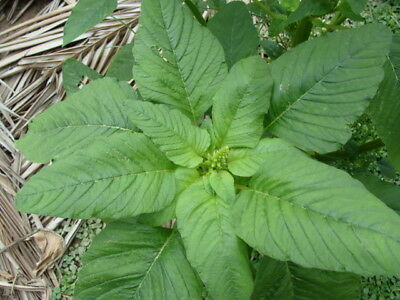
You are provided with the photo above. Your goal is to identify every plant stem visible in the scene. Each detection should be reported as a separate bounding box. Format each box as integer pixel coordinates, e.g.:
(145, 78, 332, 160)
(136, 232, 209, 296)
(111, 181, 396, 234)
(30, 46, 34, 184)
(330, 11, 346, 27)
(235, 185, 249, 191)
(357, 138, 385, 154)
(315, 138, 385, 162)
(184, 0, 207, 26)
(291, 18, 313, 47)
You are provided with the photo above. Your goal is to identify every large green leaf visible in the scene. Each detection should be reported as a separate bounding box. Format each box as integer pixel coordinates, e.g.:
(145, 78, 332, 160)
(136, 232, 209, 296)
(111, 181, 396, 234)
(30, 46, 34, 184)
(107, 43, 134, 81)
(16, 78, 137, 163)
(133, 0, 227, 122)
(369, 34, 400, 171)
(208, 1, 259, 68)
(62, 58, 102, 95)
(286, 0, 337, 25)
(228, 138, 298, 177)
(354, 173, 400, 215)
(233, 139, 400, 276)
(63, 0, 117, 46)
(252, 256, 360, 300)
(176, 178, 254, 299)
(265, 24, 392, 153)
(17, 133, 176, 219)
(212, 56, 272, 149)
(74, 220, 203, 299)
(128, 101, 210, 168)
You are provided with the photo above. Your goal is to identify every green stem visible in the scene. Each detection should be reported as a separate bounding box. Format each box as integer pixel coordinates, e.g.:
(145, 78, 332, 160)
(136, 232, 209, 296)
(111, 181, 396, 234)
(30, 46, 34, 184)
(330, 11, 346, 27)
(315, 139, 384, 162)
(357, 139, 385, 154)
(184, 0, 207, 26)
(291, 18, 313, 47)
(235, 185, 249, 191)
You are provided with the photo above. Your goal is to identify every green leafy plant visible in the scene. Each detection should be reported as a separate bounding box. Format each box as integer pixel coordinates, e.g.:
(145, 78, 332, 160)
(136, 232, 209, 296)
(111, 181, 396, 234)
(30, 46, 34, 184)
(15, 0, 400, 299)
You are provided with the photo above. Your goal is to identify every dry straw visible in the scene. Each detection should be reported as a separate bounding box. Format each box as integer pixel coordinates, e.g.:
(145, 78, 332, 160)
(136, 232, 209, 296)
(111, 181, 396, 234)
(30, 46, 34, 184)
(0, 1, 140, 298)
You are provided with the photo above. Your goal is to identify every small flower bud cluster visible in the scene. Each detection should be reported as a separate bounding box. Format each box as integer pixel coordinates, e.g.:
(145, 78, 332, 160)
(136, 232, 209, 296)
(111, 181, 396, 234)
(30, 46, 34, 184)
(204, 146, 229, 171)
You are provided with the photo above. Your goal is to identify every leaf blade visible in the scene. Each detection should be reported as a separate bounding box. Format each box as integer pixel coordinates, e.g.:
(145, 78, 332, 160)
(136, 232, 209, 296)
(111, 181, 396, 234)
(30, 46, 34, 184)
(17, 133, 176, 219)
(208, 1, 259, 68)
(107, 43, 135, 81)
(233, 139, 400, 276)
(252, 256, 360, 300)
(127, 101, 210, 168)
(63, 0, 118, 46)
(212, 56, 273, 149)
(369, 34, 400, 171)
(176, 178, 254, 299)
(74, 220, 203, 300)
(133, 0, 227, 121)
(62, 58, 102, 95)
(265, 24, 392, 153)
(16, 78, 137, 163)
(354, 173, 400, 215)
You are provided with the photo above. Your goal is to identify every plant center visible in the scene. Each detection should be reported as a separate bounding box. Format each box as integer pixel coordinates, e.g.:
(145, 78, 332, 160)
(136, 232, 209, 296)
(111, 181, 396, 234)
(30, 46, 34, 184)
(202, 146, 230, 172)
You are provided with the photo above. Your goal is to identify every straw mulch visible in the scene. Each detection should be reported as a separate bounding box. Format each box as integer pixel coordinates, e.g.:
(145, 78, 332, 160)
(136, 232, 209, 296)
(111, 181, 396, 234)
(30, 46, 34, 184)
(0, 1, 140, 299)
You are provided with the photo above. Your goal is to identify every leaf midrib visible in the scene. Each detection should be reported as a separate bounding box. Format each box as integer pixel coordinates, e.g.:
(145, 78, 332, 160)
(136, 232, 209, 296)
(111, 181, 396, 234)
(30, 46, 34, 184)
(132, 231, 175, 297)
(265, 62, 343, 130)
(154, 0, 197, 121)
(135, 107, 205, 158)
(387, 55, 399, 82)
(265, 44, 375, 130)
(22, 169, 172, 196)
(209, 195, 246, 297)
(32, 123, 133, 134)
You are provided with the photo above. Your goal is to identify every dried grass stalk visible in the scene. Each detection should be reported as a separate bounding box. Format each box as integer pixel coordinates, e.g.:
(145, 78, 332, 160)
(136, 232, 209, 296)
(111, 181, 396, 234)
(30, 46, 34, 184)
(0, 1, 140, 298)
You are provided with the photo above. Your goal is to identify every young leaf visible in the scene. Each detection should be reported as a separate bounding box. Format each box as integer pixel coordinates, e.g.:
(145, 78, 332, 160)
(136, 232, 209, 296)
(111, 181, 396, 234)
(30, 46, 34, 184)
(212, 56, 273, 148)
(16, 78, 137, 163)
(354, 173, 400, 215)
(74, 220, 203, 299)
(233, 139, 400, 276)
(209, 171, 235, 203)
(228, 138, 298, 177)
(127, 101, 210, 168)
(106, 43, 134, 81)
(63, 0, 118, 46)
(369, 34, 400, 171)
(138, 168, 200, 226)
(17, 133, 176, 219)
(133, 0, 227, 122)
(176, 179, 254, 300)
(265, 24, 392, 153)
(208, 1, 259, 68)
(62, 58, 102, 95)
(286, 0, 337, 25)
(252, 256, 360, 300)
